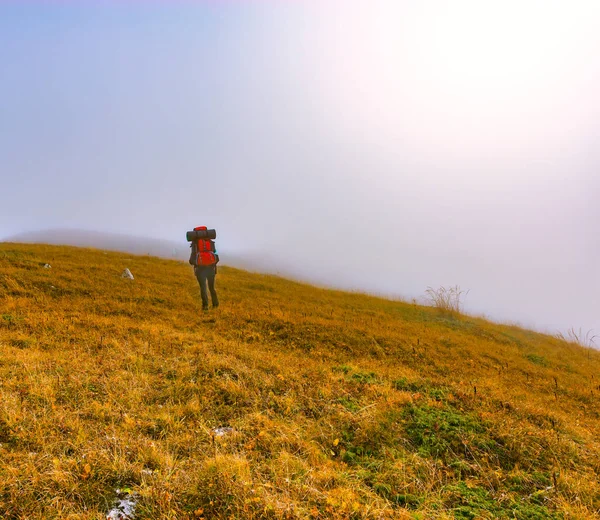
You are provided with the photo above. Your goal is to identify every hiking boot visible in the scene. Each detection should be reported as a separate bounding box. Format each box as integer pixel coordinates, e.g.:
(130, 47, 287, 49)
(212, 302, 219, 309)
(202, 305, 209, 312)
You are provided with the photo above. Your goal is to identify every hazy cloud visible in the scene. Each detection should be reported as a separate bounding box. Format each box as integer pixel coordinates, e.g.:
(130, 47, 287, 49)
(1, 1, 598, 337)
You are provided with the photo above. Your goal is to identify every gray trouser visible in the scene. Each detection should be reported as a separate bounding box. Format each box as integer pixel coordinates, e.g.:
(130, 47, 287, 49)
(195, 266, 218, 308)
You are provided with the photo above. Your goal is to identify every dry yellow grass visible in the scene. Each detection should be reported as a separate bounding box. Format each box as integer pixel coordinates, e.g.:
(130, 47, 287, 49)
(0, 243, 599, 519)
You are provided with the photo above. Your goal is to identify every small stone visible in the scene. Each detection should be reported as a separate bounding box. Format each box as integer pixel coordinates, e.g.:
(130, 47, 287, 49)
(213, 427, 234, 437)
(106, 489, 138, 520)
(43, 264, 51, 269)
(121, 268, 134, 280)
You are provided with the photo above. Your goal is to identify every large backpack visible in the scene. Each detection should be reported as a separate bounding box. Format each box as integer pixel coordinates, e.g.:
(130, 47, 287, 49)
(192, 226, 217, 266)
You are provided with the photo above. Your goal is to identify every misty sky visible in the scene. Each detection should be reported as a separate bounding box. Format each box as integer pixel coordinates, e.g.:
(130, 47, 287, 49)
(1, 1, 598, 338)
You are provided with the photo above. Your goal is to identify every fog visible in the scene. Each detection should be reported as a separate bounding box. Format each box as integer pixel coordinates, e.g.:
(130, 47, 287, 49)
(1, 1, 598, 338)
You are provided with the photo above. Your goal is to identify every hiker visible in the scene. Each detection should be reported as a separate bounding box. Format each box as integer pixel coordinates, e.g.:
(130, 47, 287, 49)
(189, 226, 219, 311)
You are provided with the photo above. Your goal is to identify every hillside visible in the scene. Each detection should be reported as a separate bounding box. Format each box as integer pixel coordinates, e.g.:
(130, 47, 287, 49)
(3, 229, 189, 261)
(1, 243, 599, 519)
(3, 229, 286, 279)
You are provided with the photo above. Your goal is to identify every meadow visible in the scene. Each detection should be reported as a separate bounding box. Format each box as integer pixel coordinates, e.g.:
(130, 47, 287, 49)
(0, 243, 599, 519)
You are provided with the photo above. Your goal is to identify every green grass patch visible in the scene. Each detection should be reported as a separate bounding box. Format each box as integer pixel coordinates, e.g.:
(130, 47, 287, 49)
(442, 481, 559, 519)
(526, 353, 548, 367)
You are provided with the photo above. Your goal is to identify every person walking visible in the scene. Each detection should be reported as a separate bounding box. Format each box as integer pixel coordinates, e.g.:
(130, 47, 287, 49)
(189, 226, 219, 311)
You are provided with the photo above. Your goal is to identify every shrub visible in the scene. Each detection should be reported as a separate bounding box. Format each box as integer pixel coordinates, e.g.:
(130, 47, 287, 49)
(424, 285, 469, 314)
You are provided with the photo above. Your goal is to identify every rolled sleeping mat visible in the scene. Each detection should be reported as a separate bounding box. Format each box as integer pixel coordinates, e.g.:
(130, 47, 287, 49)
(186, 229, 217, 241)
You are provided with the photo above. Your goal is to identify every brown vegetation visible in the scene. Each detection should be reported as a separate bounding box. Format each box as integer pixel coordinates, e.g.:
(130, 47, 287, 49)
(1, 243, 599, 519)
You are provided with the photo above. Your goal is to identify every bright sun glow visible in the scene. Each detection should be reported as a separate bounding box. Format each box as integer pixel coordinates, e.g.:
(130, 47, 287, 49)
(403, 2, 582, 105)
(319, 0, 600, 160)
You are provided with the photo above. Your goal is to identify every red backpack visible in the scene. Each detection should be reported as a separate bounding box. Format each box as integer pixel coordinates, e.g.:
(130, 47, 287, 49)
(193, 226, 217, 266)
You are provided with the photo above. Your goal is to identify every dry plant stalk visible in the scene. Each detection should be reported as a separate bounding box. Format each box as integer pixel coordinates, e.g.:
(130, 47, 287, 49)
(556, 327, 597, 348)
(424, 285, 469, 314)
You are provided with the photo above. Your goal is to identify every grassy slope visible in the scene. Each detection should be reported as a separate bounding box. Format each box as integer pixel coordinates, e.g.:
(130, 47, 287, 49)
(0, 243, 599, 520)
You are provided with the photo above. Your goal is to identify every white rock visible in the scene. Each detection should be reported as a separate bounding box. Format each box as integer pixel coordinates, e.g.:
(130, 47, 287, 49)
(43, 264, 51, 269)
(121, 268, 134, 280)
(213, 427, 234, 437)
(106, 490, 138, 519)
